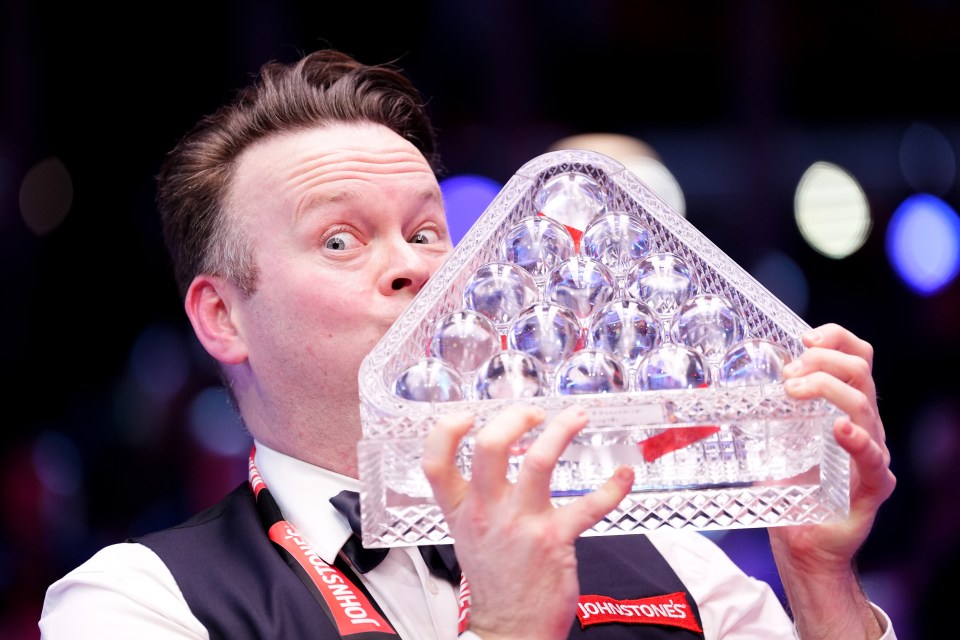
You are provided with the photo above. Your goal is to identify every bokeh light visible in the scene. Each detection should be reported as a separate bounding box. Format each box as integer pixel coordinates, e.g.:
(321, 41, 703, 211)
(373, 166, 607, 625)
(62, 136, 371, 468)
(794, 161, 871, 259)
(899, 121, 955, 196)
(750, 251, 810, 317)
(440, 174, 503, 245)
(187, 386, 249, 457)
(19, 157, 73, 236)
(129, 323, 192, 402)
(907, 397, 960, 485)
(886, 193, 960, 295)
(32, 431, 82, 497)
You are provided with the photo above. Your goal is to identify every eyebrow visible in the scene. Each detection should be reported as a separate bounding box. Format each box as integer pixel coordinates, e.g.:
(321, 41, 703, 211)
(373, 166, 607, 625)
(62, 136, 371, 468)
(297, 186, 443, 222)
(300, 187, 361, 210)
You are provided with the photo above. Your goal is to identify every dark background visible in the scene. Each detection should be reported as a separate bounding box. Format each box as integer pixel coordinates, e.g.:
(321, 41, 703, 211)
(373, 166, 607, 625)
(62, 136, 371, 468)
(4, 2, 960, 638)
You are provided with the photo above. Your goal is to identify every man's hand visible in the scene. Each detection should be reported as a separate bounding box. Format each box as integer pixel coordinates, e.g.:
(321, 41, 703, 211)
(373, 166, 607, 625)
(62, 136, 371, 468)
(422, 405, 634, 640)
(771, 323, 896, 639)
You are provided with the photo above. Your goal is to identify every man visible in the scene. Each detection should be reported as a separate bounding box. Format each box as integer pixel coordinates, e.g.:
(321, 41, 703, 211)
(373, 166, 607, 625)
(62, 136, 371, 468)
(39, 48, 897, 638)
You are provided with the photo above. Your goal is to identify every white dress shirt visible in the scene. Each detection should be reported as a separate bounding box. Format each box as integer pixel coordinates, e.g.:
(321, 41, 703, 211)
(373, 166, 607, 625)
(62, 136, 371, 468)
(40, 441, 895, 639)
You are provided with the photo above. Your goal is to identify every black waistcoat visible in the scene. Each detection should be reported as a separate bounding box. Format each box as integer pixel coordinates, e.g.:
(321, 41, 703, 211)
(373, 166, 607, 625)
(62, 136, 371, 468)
(135, 482, 705, 639)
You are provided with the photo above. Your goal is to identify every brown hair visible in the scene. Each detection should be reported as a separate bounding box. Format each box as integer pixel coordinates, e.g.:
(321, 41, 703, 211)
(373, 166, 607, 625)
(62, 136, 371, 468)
(156, 49, 440, 298)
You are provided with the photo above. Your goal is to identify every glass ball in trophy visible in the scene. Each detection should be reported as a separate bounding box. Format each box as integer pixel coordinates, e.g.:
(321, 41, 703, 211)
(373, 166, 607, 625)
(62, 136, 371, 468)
(670, 293, 745, 362)
(581, 212, 652, 276)
(393, 357, 465, 402)
(719, 338, 793, 387)
(462, 261, 540, 330)
(544, 256, 617, 323)
(555, 348, 628, 396)
(535, 171, 608, 232)
(635, 343, 711, 391)
(626, 252, 698, 318)
(506, 302, 584, 372)
(499, 216, 576, 282)
(428, 309, 502, 375)
(474, 349, 548, 400)
(587, 297, 663, 366)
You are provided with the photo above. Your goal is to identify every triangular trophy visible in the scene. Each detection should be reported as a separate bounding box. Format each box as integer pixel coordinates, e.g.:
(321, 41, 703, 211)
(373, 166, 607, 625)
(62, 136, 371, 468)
(357, 149, 849, 548)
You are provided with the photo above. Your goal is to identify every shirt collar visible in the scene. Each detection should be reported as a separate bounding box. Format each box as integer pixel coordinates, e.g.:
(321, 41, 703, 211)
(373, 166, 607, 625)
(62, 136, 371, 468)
(252, 440, 357, 564)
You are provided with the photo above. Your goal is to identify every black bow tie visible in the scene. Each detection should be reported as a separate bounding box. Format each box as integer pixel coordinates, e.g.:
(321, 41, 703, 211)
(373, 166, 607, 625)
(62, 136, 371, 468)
(330, 490, 461, 584)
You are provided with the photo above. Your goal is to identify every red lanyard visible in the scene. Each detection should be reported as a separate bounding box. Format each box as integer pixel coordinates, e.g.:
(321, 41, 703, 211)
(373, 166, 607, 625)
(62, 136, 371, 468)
(249, 447, 399, 637)
(248, 446, 472, 637)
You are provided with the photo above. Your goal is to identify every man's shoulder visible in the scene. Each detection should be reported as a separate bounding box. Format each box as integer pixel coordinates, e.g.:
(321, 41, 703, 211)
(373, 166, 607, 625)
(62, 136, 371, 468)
(131, 482, 252, 543)
(121, 481, 323, 636)
(129, 481, 262, 565)
(39, 539, 206, 637)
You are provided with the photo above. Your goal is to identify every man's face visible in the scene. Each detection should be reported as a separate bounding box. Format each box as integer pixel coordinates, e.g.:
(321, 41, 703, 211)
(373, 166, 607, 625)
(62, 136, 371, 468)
(224, 123, 453, 444)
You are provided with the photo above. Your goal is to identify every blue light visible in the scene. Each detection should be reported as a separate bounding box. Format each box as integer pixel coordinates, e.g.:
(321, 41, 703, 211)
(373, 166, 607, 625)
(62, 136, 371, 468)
(886, 193, 960, 295)
(187, 386, 248, 457)
(439, 174, 503, 245)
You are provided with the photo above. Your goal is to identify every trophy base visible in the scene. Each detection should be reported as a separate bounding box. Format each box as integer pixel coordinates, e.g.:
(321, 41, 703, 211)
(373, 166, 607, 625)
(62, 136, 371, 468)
(356, 389, 849, 548)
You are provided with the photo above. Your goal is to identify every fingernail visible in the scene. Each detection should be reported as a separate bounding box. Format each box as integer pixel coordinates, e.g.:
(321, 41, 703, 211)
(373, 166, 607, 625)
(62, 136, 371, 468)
(782, 361, 800, 376)
(805, 330, 822, 344)
(784, 378, 803, 392)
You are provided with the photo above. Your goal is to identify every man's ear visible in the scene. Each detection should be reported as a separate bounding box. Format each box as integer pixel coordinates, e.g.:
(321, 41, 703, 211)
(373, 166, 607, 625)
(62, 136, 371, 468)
(184, 275, 248, 365)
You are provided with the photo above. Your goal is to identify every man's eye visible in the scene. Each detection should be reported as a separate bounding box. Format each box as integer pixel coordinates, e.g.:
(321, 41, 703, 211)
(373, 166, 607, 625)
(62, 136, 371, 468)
(325, 233, 353, 250)
(410, 229, 440, 245)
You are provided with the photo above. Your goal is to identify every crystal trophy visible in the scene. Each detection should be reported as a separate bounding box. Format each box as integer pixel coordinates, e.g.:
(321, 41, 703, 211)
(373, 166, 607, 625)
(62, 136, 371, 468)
(357, 149, 849, 548)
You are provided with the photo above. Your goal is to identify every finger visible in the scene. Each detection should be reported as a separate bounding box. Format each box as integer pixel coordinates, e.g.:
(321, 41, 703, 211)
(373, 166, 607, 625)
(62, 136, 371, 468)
(513, 406, 589, 507)
(554, 466, 635, 539)
(784, 370, 884, 443)
(785, 346, 876, 400)
(803, 323, 875, 366)
(470, 404, 547, 498)
(833, 417, 895, 505)
(422, 411, 475, 510)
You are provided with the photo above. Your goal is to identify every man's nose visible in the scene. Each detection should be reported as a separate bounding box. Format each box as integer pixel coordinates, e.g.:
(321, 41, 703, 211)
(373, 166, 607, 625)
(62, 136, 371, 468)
(380, 242, 433, 295)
